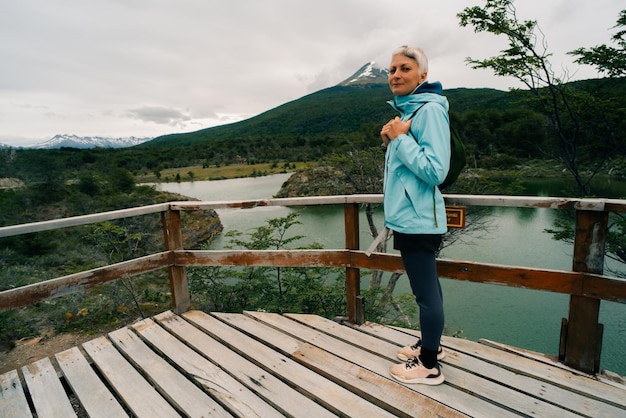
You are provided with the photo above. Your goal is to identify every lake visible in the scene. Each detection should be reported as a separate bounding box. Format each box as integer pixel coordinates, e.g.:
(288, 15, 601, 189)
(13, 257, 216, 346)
(154, 174, 626, 376)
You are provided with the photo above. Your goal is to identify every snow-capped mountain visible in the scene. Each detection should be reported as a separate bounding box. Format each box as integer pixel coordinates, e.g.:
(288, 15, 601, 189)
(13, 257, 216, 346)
(32, 134, 153, 149)
(339, 61, 388, 86)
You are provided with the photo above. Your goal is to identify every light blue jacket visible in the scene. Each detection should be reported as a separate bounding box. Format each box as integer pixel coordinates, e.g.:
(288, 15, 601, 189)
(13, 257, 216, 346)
(383, 81, 450, 234)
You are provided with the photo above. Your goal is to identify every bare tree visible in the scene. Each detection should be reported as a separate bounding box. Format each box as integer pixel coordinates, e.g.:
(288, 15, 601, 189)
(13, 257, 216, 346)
(458, 0, 624, 196)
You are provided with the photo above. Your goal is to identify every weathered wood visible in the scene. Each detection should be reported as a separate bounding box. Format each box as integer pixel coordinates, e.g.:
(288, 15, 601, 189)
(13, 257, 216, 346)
(583, 273, 626, 303)
(245, 311, 518, 417)
(7, 311, 626, 418)
(132, 316, 283, 418)
(0, 203, 169, 238)
(154, 311, 333, 417)
(165, 194, 626, 213)
(436, 258, 582, 294)
(82, 336, 180, 417)
(244, 312, 466, 417)
(344, 202, 363, 324)
(55, 347, 127, 418)
(0, 252, 171, 312)
(171, 249, 626, 304)
(282, 313, 586, 417)
(185, 310, 394, 417)
(443, 194, 625, 212)
(564, 210, 608, 373)
(391, 325, 626, 410)
(107, 326, 231, 417)
(161, 209, 190, 313)
(175, 249, 349, 268)
(0, 369, 31, 418)
(21, 357, 76, 417)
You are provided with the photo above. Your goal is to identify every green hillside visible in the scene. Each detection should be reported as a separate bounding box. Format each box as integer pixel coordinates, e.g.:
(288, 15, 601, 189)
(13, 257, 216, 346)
(143, 85, 514, 148)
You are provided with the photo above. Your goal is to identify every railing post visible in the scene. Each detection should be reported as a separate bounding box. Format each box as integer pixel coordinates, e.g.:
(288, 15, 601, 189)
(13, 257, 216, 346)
(344, 202, 364, 324)
(561, 209, 608, 373)
(161, 208, 191, 314)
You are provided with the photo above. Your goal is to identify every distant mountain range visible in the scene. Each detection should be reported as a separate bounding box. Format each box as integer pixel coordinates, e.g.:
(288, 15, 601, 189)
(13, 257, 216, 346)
(34, 134, 153, 149)
(0, 134, 153, 149)
(0, 63, 389, 151)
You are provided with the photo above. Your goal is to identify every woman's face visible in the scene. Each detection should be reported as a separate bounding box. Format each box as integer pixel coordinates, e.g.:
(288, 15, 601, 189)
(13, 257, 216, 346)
(388, 54, 427, 96)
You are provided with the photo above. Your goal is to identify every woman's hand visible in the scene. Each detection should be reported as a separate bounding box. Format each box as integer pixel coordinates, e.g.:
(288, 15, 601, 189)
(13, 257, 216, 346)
(380, 117, 411, 145)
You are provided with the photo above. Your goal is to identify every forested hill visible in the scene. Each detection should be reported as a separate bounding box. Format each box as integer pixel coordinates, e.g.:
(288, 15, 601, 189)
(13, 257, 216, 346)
(141, 84, 513, 149)
(135, 77, 625, 167)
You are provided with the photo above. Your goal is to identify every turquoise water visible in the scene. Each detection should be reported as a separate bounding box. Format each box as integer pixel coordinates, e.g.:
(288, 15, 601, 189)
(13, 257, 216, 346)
(155, 175, 626, 375)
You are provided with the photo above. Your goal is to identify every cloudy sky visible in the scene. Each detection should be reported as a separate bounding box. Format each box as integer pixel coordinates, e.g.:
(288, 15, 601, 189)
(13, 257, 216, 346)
(1, 0, 623, 146)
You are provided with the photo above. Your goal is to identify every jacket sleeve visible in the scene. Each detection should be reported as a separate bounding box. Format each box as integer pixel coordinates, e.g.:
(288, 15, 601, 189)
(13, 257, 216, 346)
(394, 103, 450, 186)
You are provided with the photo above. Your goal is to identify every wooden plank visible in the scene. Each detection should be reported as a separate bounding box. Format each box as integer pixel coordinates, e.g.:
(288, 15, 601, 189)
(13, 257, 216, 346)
(21, 357, 76, 418)
(183, 310, 395, 417)
(390, 324, 626, 410)
(161, 209, 190, 313)
(482, 338, 626, 388)
(323, 316, 615, 417)
(154, 311, 335, 418)
(245, 312, 518, 418)
(175, 249, 348, 268)
(344, 202, 362, 324)
(0, 369, 32, 418)
(567, 210, 608, 373)
(0, 203, 168, 238)
(0, 252, 171, 312)
(107, 326, 230, 418)
(82, 336, 180, 418)
(132, 316, 283, 418)
(54, 347, 127, 418)
(221, 313, 466, 418)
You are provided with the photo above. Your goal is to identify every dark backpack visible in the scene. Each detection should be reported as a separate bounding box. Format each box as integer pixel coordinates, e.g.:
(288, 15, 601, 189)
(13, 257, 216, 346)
(409, 105, 466, 190)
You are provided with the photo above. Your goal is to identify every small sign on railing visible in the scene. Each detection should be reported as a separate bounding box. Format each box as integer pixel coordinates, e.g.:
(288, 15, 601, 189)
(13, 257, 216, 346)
(446, 206, 466, 229)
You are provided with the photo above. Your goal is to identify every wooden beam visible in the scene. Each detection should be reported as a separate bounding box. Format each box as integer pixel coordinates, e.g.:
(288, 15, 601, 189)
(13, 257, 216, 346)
(161, 209, 190, 314)
(0, 253, 171, 312)
(563, 210, 608, 374)
(173, 250, 626, 303)
(0, 203, 169, 238)
(344, 203, 363, 324)
(175, 249, 349, 268)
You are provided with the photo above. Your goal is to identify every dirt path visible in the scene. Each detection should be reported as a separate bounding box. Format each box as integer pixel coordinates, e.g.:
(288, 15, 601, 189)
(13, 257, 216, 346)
(1, 331, 107, 375)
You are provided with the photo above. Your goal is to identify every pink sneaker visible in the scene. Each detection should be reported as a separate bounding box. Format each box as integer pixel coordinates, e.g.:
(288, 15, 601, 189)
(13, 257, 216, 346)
(396, 338, 445, 361)
(389, 356, 445, 385)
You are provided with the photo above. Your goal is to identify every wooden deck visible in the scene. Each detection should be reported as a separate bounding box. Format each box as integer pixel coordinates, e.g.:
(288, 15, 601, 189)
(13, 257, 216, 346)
(2, 310, 625, 417)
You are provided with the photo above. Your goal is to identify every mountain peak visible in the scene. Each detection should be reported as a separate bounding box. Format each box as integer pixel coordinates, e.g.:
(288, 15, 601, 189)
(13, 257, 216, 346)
(339, 61, 388, 86)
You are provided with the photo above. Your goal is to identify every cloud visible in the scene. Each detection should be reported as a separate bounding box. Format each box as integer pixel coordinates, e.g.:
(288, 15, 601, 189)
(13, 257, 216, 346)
(0, 0, 624, 144)
(126, 106, 192, 126)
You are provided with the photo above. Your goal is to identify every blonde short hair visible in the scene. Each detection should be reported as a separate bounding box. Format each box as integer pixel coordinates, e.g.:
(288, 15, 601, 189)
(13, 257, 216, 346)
(393, 46, 428, 73)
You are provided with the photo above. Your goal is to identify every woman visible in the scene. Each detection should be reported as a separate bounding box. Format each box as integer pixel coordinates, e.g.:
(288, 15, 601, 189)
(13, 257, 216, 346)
(380, 46, 450, 385)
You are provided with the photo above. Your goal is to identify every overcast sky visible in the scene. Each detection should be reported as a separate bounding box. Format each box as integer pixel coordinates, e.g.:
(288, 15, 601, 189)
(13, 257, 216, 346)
(1, 0, 623, 146)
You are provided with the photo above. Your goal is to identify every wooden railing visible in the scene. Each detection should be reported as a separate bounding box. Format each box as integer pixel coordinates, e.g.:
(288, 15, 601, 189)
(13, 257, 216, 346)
(1, 194, 625, 375)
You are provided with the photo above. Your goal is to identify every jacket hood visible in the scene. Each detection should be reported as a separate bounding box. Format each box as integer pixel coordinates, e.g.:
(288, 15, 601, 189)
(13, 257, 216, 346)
(413, 80, 443, 95)
(387, 81, 448, 116)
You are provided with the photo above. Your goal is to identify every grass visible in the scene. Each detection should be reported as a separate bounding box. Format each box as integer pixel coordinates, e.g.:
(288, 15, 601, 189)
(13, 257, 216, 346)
(136, 161, 317, 183)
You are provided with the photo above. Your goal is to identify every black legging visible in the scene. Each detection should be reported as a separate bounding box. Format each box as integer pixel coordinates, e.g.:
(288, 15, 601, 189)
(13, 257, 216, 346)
(401, 248, 444, 354)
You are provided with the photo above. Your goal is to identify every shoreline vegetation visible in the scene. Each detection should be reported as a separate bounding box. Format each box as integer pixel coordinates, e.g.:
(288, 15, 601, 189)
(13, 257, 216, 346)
(135, 158, 626, 188)
(135, 161, 316, 183)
